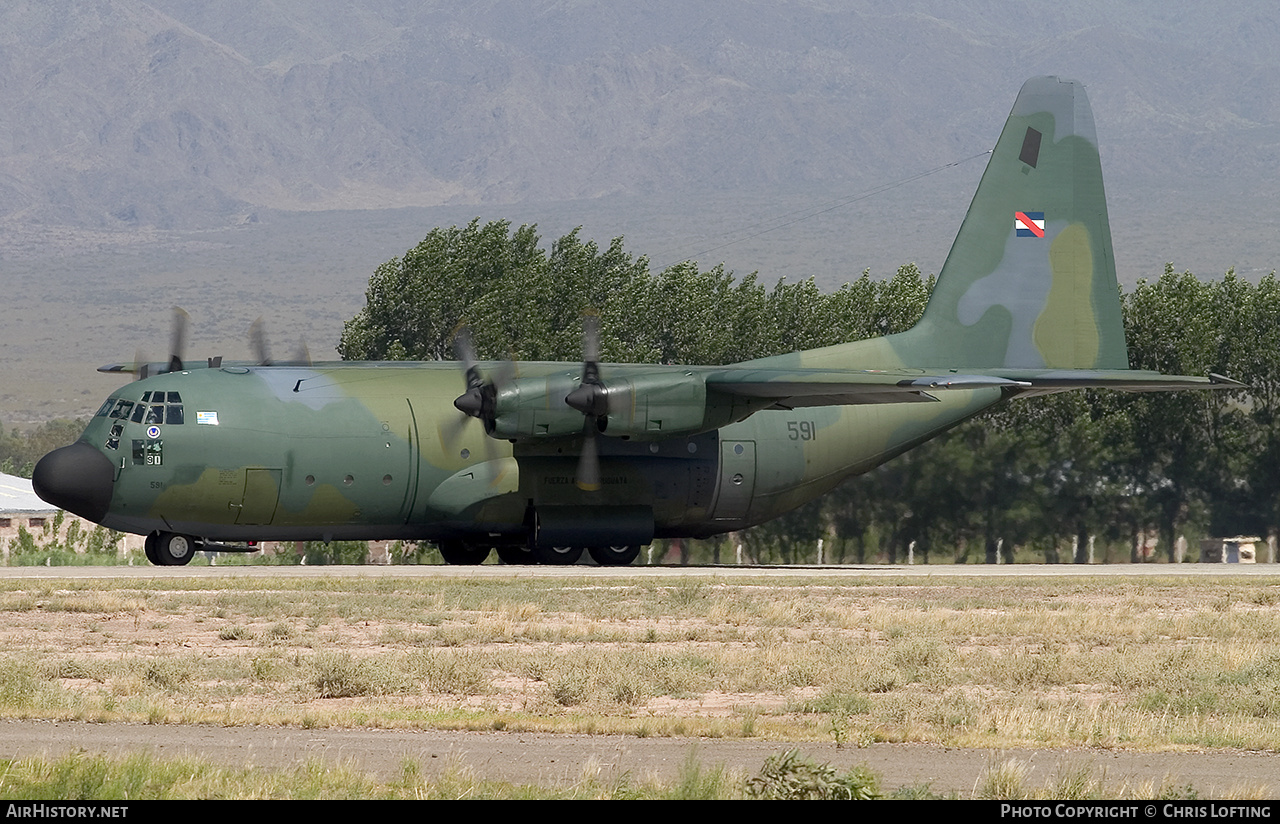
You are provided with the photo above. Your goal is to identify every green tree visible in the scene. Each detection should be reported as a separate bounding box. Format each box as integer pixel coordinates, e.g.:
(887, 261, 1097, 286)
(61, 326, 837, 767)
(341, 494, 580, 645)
(339, 219, 546, 361)
(339, 218, 1277, 565)
(1120, 267, 1251, 560)
(0, 420, 85, 479)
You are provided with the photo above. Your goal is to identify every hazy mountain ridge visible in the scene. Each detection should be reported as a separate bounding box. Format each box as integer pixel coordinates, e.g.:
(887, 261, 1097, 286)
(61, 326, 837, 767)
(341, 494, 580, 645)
(2, 0, 1277, 231)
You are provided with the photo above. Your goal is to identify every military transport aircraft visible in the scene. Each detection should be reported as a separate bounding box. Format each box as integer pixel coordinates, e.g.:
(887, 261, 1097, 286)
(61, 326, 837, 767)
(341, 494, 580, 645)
(32, 77, 1237, 566)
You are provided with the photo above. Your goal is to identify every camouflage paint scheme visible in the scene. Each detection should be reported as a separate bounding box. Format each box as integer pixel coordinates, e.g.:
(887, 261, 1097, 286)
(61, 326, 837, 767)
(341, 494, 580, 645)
(34, 77, 1230, 563)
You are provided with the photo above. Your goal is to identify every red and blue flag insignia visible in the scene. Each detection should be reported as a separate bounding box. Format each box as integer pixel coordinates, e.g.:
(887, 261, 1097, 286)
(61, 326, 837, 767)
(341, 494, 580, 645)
(1015, 211, 1045, 237)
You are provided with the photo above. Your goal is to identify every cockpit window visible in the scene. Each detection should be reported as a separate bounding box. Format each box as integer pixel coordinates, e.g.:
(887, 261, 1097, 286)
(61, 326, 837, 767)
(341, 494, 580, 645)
(95, 399, 115, 417)
(105, 422, 123, 451)
(128, 392, 186, 425)
(109, 400, 134, 420)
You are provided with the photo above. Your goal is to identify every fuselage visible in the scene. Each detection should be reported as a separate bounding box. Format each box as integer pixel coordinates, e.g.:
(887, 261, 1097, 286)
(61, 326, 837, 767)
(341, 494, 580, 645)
(35, 362, 1004, 549)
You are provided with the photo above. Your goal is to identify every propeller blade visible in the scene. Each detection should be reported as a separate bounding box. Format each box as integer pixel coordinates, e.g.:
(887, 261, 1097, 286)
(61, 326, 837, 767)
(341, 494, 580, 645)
(567, 313, 610, 415)
(454, 326, 479, 372)
(446, 325, 517, 467)
(573, 314, 608, 491)
(489, 358, 517, 389)
(249, 318, 272, 365)
(450, 325, 515, 433)
(438, 411, 472, 450)
(168, 307, 189, 372)
(582, 313, 601, 366)
(575, 424, 601, 492)
(292, 340, 312, 366)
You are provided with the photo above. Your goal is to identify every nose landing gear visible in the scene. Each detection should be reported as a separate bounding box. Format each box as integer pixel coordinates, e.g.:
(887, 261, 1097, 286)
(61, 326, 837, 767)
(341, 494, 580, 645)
(144, 532, 199, 566)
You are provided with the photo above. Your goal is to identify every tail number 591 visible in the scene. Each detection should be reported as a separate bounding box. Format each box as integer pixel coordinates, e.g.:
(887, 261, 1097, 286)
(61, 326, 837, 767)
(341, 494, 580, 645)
(787, 421, 816, 441)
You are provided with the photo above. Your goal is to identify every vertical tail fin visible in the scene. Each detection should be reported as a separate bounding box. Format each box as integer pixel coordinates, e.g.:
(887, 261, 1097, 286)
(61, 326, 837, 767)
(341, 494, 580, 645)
(890, 76, 1128, 370)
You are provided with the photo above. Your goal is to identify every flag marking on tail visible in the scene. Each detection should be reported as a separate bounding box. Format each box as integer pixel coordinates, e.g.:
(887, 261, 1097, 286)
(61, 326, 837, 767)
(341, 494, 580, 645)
(1015, 211, 1045, 237)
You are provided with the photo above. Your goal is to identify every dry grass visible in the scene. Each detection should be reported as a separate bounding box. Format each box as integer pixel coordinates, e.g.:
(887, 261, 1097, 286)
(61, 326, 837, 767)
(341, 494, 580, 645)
(2, 574, 1280, 751)
(974, 756, 1271, 800)
(0, 750, 743, 799)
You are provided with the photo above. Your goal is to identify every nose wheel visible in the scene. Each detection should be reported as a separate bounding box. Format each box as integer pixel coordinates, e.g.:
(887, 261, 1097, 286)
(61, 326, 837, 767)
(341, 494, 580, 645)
(144, 532, 198, 566)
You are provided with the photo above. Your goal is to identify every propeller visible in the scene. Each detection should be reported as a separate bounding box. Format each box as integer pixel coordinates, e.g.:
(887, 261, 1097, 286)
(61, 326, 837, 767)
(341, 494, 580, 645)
(447, 318, 615, 492)
(450, 327, 496, 431)
(106, 309, 315, 377)
(168, 307, 189, 372)
(248, 317, 272, 365)
(446, 327, 514, 461)
(565, 315, 608, 492)
(132, 307, 190, 380)
(246, 318, 312, 366)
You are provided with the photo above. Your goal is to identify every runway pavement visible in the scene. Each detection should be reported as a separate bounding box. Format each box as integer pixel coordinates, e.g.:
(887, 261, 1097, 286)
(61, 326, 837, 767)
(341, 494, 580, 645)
(0, 562, 1278, 579)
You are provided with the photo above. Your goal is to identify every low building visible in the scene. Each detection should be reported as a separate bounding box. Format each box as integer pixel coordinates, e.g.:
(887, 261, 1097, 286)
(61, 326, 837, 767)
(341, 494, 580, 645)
(0, 471, 144, 559)
(3, 472, 404, 564)
(1200, 536, 1260, 564)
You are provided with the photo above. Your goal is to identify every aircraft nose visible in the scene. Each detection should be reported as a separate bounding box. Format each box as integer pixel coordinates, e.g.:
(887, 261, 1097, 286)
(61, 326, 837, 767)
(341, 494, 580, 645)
(31, 442, 115, 523)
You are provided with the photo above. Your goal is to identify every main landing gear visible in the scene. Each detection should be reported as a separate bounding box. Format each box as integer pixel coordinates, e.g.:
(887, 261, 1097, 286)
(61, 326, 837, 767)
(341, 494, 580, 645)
(587, 545, 641, 566)
(435, 541, 642, 566)
(144, 531, 199, 566)
(436, 540, 491, 565)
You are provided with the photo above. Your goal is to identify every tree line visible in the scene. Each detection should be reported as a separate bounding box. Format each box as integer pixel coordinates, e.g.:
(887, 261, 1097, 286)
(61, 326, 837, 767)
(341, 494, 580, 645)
(341, 219, 1280, 563)
(7, 219, 1272, 564)
(0, 420, 84, 479)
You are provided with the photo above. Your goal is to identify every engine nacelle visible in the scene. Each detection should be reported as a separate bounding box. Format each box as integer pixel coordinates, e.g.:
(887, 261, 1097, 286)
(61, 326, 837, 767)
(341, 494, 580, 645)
(596, 371, 712, 438)
(488, 374, 589, 440)
(487, 370, 746, 442)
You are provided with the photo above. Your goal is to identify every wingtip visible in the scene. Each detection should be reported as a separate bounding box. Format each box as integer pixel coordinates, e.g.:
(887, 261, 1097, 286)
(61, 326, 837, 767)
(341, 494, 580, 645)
(1209, 373, 1248, 389)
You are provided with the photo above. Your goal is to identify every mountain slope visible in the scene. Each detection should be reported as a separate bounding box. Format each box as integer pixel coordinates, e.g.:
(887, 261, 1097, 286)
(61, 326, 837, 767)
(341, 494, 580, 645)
(0, 1, 1275, 230)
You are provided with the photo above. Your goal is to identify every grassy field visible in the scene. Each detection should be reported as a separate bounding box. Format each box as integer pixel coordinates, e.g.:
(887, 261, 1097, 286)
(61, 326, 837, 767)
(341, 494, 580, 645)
(0, 749, 755, 800)
(2, 572, 1280, 755)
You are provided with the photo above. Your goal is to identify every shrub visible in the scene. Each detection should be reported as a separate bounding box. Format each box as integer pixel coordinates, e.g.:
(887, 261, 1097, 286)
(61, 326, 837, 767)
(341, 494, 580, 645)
(746, 749, 880, 800)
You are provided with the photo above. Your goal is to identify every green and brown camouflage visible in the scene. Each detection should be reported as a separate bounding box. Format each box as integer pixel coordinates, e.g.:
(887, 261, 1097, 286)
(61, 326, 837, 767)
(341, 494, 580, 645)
(33, 77, 1235, 565)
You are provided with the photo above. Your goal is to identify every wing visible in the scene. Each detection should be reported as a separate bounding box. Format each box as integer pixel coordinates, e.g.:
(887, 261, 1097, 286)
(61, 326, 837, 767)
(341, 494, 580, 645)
(705, 367, 1241, 410)
(706, 368, 1030, 409)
